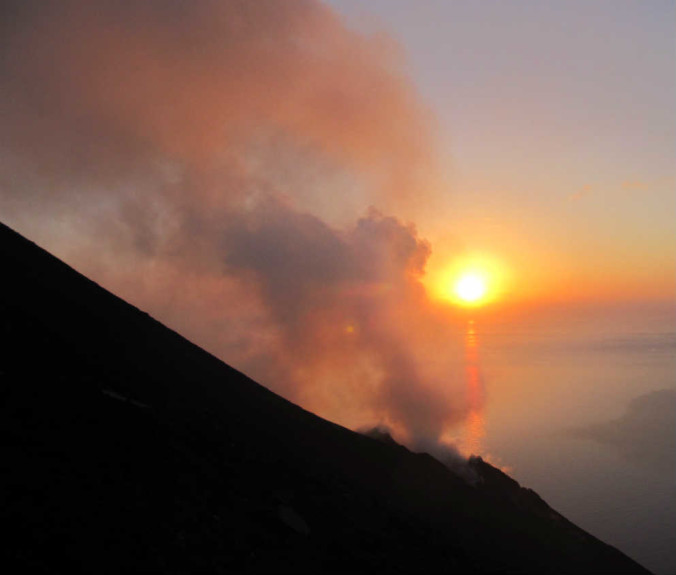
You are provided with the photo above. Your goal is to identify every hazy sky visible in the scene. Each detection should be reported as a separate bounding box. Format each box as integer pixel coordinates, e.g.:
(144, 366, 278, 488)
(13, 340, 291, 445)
(2, 4, 672, 569)
(328, 0, 676, 304)
(0, 0, 673, 461)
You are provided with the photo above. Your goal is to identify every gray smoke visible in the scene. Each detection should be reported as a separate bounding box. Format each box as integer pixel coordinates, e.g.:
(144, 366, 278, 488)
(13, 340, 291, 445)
(0, 0, 471, 450)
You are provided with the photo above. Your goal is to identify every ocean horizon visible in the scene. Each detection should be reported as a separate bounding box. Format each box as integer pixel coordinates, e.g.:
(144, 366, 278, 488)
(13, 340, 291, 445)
(472, 301, 676, 574)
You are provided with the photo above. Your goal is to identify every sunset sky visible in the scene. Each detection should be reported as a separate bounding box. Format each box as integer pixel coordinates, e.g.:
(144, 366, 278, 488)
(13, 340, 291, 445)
(0, 0, 673, 450)
(1, 3, 673, 570)
(329, 0, 675, 305)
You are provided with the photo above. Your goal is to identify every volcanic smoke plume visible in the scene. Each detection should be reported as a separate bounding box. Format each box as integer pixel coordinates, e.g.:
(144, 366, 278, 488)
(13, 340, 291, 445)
(0, 0, 471, 449)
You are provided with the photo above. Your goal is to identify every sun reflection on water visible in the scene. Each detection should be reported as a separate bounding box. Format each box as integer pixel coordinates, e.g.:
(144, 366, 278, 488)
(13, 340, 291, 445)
(463, 320, 485, 456)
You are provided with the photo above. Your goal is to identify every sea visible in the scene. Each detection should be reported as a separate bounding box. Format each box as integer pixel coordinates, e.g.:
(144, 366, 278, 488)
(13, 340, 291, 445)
(464, 301, 676, 575)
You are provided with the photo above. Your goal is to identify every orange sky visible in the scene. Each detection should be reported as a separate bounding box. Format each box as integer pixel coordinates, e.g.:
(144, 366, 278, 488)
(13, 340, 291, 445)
(0, 0, 673, 455)
(328, 0, 675, 309)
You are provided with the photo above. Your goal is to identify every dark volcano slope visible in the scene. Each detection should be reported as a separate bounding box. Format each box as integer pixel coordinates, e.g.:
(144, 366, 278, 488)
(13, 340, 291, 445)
(0, 221, 651, 574)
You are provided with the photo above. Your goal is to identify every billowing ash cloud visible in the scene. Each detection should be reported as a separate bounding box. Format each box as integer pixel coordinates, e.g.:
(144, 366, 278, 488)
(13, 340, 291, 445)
(0, 1, 470, 449)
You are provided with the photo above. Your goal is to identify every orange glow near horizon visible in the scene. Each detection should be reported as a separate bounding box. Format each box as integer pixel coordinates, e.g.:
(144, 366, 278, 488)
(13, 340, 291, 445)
(426, 253, 509, 308)
(462, 320, 485, 456)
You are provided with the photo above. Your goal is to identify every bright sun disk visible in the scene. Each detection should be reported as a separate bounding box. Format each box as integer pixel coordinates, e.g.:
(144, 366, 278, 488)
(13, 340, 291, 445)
(454, 273, 487, 303)
(426, 252, 507, 307)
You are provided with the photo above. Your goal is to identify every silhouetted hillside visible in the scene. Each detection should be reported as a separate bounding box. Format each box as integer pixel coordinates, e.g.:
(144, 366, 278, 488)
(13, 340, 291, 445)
(0, 221, 652, 574)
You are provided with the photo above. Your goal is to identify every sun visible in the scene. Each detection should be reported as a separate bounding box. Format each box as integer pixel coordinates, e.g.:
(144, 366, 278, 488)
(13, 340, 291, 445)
(425, 252, 508, 307)
(454, 273, 487, 303)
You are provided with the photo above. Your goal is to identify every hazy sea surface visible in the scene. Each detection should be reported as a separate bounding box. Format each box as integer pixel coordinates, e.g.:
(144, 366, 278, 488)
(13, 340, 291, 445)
(473, 301, 676, 575)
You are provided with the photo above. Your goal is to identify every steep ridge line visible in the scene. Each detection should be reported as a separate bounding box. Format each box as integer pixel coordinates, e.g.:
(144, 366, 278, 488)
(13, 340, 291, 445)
(0, 221, 652, 574)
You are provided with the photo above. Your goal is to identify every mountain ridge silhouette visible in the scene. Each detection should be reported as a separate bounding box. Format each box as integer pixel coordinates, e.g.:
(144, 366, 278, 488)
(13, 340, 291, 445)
(0, 221, 651, 573)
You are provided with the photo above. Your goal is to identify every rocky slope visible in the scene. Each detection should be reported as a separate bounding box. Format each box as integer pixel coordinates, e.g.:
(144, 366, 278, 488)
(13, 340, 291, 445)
(0, 221, 651, 573)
